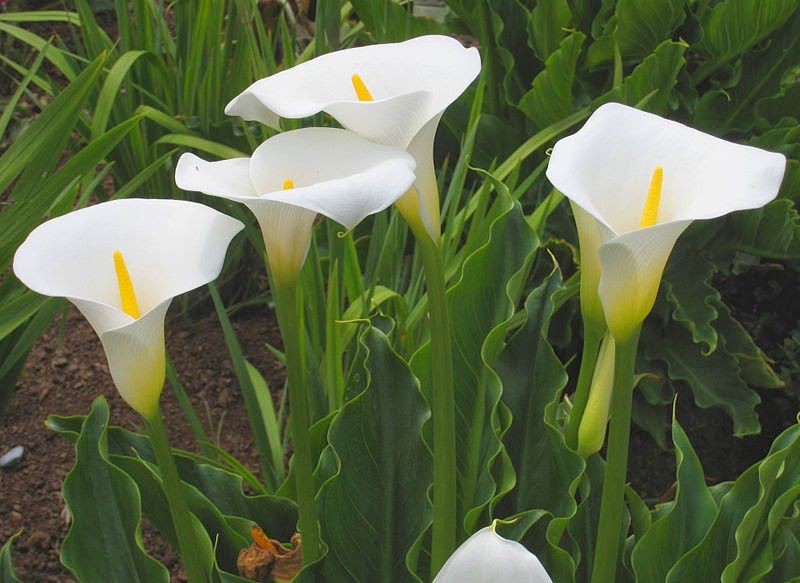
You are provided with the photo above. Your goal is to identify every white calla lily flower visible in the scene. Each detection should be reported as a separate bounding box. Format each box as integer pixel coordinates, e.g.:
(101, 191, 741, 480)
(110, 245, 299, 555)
(224, 35, 481, 241)
(13, 199, 243, 417)
(433, 523, 553, 582)
(547, 103, 786, 341)
(175, 127, 416, 282)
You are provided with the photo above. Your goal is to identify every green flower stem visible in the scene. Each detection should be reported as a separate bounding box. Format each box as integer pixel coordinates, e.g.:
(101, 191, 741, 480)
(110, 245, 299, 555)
(144, 406, 208, 583)
(590, 328, 641, 583)
(273, 277, 321, 565)
(416, 232, 457, 577)
(565, 324, 604, 450)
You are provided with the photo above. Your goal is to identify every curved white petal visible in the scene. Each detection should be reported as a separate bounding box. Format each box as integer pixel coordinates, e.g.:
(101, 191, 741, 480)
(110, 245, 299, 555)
(225, 35, 481, 147)
(248, 128, 417, 228)
(13, 199, 243, 415)
(100, 300, 170, 417)
(13, 199, 244, 319)
(248, 201, 317, 281)
(175, 154, 257, 200)
(547, 103, 787, 235)
(434, 526, 553, 583)
(598, 220, 691, 340)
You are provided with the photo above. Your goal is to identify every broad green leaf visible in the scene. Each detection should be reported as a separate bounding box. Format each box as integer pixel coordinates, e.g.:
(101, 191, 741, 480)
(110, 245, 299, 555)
(60, 397, 169, 582)
(694, 10, 800, 132)
(528, 0, 573, 61)
(519, 32, 585, 129)
(643, 316, 761, 436)
(304, 324, 431, 582)
(715, 200, 800, 260)
(667, 424, 800, 581)
(492, 268, 584, 579)
(632, 417, 718, 581)
(714, 299, 784, 389)
(155, 134, 247, 159)
(0, 531, 22, 583)
(494, 268, 583, 517)
(91, 50, 149, 139)
(615, 0, 686, 58)
(699, 0, 797, 72)
(606, 40, 688, 113)
(412, 179, 539, 541)
(0, 22, 79, 80)
(0, 10, 80, 23)
(349, 0, 445, 42)
(662, 246, 720, 354)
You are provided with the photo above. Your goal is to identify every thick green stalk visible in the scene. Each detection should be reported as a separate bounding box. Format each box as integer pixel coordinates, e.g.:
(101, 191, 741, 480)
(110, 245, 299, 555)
(145, 407, 208, 583)
(416, 234, 457, 577)
(565, 325, 604, 450)
(590, 328, 641, 583)
(273, 278, 321, 564)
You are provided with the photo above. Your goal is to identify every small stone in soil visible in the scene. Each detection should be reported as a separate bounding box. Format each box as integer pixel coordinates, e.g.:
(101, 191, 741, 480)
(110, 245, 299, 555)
(0, 445, 25, 469)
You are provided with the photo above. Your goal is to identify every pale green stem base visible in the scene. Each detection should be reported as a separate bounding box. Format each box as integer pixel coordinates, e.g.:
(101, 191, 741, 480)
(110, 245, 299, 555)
(273, 278, 321, 565)
(565, 325, 604, 450)
(415, 232, 457, 578)
(145, 407, 208, 583)
(590, 328, 641, 583)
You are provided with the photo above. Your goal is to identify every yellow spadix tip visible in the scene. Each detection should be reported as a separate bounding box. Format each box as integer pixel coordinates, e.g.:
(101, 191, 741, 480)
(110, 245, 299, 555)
(113, 250, 141, 319)
(640, 166, 664, 228)
(351, 73, 373, 102)
(282, 178, 294, 190)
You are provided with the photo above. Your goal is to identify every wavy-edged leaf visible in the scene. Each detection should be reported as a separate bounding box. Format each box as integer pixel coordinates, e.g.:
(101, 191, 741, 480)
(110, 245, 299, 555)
(519, 32, 585, 129)
(667, 424, 800, 581)
(528, 0, 573, 61)
(716, 200, 800, 260)
(60, 397, 169, 582)
(699, 0, 797, 72)
(632, 416, 718, 581)
(604, 40, 688, 114)
(492, 268, 584, 578)
(643, 316, 761, 436)
(412, 177, 539, 542)
(662, 246, 720, 354)
(714, 298, 784, 389)
(302, 323, 431, 582)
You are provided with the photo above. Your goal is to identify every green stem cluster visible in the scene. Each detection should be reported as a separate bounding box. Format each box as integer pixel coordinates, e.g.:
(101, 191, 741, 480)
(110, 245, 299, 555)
(590, 328, 641, 583)
(145, 407, 208, 583)
(273, 277, 321, 565)
(416, 233, 457, 577)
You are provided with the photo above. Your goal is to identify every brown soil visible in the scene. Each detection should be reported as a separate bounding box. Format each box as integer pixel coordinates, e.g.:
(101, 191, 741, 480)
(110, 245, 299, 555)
(0, 300, 285, 582)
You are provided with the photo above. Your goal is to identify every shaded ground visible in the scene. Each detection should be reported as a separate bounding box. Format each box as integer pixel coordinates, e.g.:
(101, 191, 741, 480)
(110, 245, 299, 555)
(0, 301, 284, 582)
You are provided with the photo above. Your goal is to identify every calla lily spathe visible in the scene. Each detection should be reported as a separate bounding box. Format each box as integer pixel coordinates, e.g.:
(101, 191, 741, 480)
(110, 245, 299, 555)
(175, 127, 416, 281)
(433, 524, 553, 583)
(13, 199, 244, 417)
(224, 35, 481, 241)
(547, 103, 786, 341)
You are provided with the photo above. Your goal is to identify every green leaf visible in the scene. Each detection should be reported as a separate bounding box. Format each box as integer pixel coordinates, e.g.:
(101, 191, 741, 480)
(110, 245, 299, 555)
(662, 246, 720, 354)
(492, 268, 584, 578)
(667, 424, 800, 581)
(494, 268, 583, 516)
(305, 323, 431, 582)
(606, 40, 688, 113)
(614, 0, 686, 58)
(632, 416, 718, 581)
(412, 179, 539, 541)
(0, 531, 23, 583)
(528, 0, 573, 61)
(699, 0, 797, 72)
(60, 397, 169, 582)
(714, 298, 784, 389)
(715, 200, 800, 260)
(519, 32, 586, 129)
(643, 317, 761, 436)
